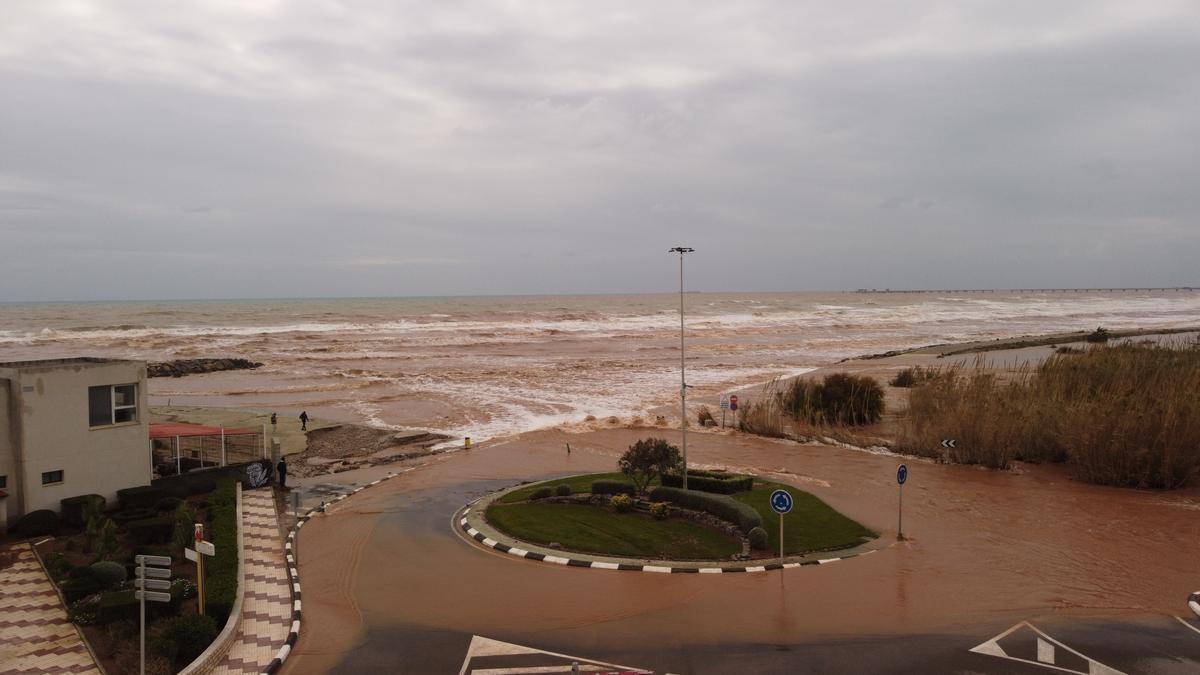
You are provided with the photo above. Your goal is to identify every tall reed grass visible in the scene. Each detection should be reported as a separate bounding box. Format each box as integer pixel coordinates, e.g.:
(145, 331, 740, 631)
(898, 343, 1200, 489)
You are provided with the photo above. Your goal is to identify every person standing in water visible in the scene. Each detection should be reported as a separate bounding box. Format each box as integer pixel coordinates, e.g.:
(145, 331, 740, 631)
(277, 455, 288, 489)
(299, 410, 309, 431)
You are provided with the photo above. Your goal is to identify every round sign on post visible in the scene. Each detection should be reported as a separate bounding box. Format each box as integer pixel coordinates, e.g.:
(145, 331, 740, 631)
(897, 464, 908, 485)
(729, 395, 739, 411)
(769, 489, 793, 514)
(770, 489, 792, 564)
(896, 464, 907, 540)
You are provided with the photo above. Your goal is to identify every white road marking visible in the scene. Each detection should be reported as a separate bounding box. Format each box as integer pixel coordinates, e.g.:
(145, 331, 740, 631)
(969, 621, 1126, 674)
(458, 635, 651, 675)
(1176, 615, 1200, 636)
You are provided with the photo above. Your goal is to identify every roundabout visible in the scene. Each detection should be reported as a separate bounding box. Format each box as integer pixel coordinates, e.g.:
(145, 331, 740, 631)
(454, 470, 884, 573)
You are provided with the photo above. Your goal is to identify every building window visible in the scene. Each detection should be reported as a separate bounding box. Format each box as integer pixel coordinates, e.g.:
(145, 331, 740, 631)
(89, 384, 138, 427)
(0, 475, 6, 489)
(42, 470, 64, 485)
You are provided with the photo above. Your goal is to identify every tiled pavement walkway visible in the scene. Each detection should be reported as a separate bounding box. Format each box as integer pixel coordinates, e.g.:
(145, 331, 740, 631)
(213, 488, 292, 675)
(0, 543, 100, 675)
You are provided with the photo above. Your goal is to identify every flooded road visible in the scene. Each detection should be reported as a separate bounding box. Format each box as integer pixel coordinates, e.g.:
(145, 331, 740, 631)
(284, 428, 1200, 673)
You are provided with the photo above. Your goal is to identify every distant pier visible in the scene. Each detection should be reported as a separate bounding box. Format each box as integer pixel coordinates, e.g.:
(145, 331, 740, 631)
(853, 287, 1197, 294)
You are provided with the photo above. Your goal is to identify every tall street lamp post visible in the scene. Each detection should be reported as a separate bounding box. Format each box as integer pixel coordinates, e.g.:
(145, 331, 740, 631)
(668, 246, 694, 489)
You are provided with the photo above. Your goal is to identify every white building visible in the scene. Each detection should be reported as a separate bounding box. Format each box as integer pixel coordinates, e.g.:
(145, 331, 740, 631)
(0, 358, 151, 525)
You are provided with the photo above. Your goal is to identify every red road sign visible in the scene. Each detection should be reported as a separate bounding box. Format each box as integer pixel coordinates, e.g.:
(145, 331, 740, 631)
(729, 395, 738, 411)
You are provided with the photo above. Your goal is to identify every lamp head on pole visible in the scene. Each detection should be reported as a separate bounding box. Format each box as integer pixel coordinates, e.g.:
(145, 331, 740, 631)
(668, 247, 695, 254)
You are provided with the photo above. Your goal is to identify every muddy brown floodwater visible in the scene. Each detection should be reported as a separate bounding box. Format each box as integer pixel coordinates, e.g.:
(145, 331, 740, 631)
(285, 427, 1200, 673)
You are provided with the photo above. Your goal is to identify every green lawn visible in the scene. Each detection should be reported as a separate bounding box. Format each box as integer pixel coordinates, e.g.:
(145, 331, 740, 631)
(498, 472, 645, 504)
(733, 482, 876, 555)
(486, 502, 741, 559)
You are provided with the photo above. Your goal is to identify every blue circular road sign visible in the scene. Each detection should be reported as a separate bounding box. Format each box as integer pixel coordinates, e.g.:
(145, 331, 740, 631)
(897, 464, 908, 485)
(770, 489, 793, 514)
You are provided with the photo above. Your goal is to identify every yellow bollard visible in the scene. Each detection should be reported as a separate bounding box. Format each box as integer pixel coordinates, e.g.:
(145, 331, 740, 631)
(464, 437, 472, 449)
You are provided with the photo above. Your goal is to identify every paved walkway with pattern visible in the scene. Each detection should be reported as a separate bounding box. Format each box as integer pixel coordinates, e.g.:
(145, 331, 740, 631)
(213, 488, 293, 675)
(0, 542, 100, 675)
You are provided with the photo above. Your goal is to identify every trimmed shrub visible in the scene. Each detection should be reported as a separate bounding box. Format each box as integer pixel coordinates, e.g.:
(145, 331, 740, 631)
(660, 470, 753, 495)
(590, 480, 636, 496)
(649, 502, 670, 520)
(204, 479, 239, 623)
(60, 494, 106, 528)
(172, 502, 199, 551)
(1086, 327, 1111, 343)
(96, 591, 141, 624)
(748, 526, 769, 550)
(89, 561, 126, 587)
(16, 509, 60, 537)
(554, 484, 572, 497)
(154, 497, 184, 513)
(112, 508, 156, 524)
(62, 575, 103, 604)
(529, 487, 553, 501)
(128, 516, 174, 545)
(648, 486, 763, 534)
(153, 614, 218, 665)
(117, 485, 169, 510)
(610, 493, 633, 513)
(45, 552, 73, 580)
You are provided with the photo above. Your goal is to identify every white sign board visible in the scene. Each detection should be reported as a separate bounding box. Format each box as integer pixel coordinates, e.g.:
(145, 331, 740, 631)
(719, 395, 730, 410)
(184, 547, 198, 562)
(197, 540, 216, 557)
(135, 590, 172, 603)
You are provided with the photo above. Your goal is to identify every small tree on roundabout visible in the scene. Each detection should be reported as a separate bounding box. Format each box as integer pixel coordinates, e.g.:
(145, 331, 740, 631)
(618, 437, 683, 494)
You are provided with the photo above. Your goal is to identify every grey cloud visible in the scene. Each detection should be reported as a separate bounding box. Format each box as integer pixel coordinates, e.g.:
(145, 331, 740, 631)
(1, 1, 1197, 300)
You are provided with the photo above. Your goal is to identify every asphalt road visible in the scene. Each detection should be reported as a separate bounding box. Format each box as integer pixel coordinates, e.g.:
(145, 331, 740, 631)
(291, 477, 1200, 675)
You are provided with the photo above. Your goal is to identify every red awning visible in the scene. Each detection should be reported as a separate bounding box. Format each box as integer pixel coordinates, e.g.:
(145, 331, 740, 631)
(150, 422, 260, 439)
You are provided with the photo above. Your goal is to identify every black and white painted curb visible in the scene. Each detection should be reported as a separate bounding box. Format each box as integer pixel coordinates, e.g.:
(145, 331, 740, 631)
(263, 471, 404, 674)
(1189, 591, 1200, 619)
(457, 513, 877, 574)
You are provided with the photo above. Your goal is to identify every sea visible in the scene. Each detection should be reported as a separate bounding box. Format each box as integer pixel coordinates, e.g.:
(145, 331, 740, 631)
(2, 291, 1198, 443)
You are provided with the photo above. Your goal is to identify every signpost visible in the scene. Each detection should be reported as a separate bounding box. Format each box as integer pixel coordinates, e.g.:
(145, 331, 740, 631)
(896, 464, 908, 539)
(719, 395, 730, 428)
(729, 395, 739, 428)
(187, 523, 216, 615)
(136, 554, 172, 675)
(770, 489, 793, 564)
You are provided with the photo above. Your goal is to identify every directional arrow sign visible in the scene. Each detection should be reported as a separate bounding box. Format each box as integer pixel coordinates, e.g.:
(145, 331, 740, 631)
(135, 554, 172, 566)
(185, 548, 198, 562)
(196, 540, 215, 557)
(941, 439, 957, 449)
(135, 590, 172, 603)
(135, 567, 172, 580)
(134, 579, 171, 591)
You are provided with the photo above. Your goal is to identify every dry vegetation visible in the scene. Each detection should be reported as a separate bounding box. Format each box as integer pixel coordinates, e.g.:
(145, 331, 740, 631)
(897, 342, 1200, 489)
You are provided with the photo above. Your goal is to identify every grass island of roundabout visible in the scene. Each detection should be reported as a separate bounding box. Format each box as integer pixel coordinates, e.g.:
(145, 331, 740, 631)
(480, 438, 878, 562)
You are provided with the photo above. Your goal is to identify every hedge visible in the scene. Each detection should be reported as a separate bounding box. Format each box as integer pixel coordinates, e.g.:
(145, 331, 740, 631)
(62, 575, 103, 604)
(89, 561, 126, 587)
(590, 480, 636, 496)
(112, 508, 156, 524)
(529, 487, 553, 500)
(204, 479, 239, 624)
(660, 470, 753, 495)
(648, 486, 763, 533)
(128, 516, 175, 545)
(153, 614, 218, 665)
(16, 509, 60, 537)
(117, 485, 169, 510)
(60, 494, 106, 527)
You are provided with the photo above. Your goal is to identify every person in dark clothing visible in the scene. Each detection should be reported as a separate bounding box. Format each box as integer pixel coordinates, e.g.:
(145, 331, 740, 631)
(270, 412, 277, 431)
(299, 410, 309, 431)
(277, 456, 288, 489)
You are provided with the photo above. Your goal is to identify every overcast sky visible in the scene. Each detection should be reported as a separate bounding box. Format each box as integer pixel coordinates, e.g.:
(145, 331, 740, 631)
(2, 1, 1198, 301)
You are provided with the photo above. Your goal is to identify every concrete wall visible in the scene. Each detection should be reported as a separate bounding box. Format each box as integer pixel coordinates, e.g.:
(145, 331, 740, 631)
(3, 361, 151, 516)
(0, 378, 17, 517)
